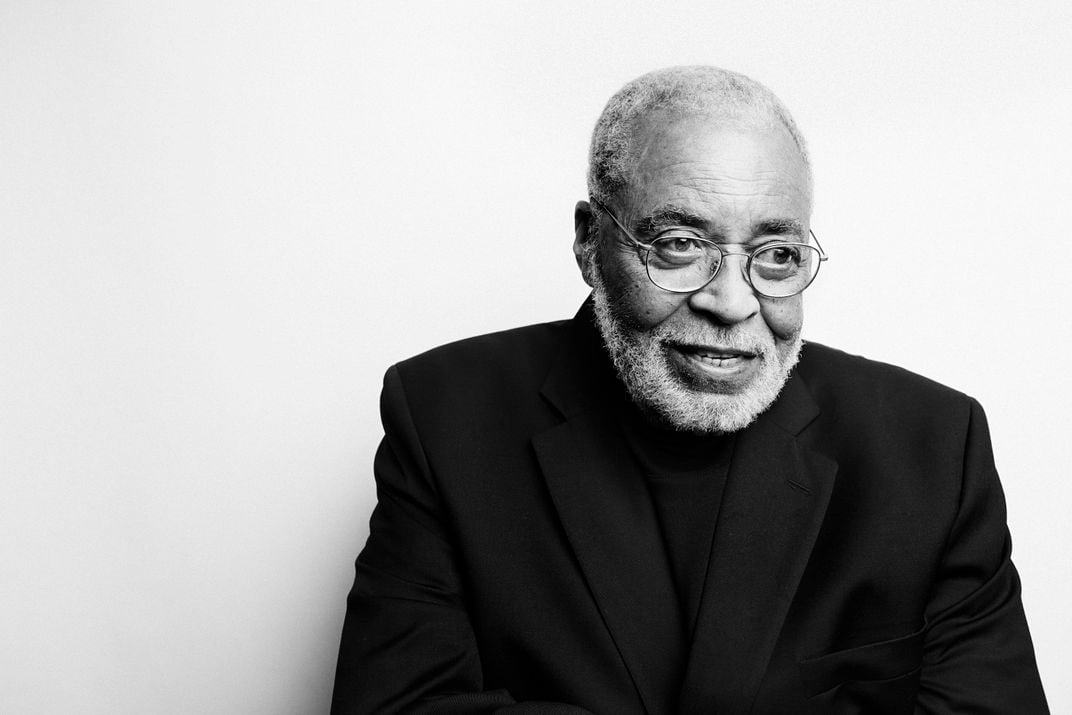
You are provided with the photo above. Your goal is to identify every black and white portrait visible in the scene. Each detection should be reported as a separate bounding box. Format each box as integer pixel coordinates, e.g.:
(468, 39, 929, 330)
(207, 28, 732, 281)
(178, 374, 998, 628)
(2, 3, 1068, 712)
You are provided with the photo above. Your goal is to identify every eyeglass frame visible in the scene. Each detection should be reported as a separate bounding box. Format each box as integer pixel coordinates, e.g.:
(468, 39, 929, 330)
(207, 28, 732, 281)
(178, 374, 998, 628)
(591, 198, 829, 298)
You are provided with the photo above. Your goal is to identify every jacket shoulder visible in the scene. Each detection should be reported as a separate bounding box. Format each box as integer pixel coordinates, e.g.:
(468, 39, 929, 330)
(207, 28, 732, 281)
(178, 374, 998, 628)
(389, 319, 571, 404)
(797, 341, 977, 422)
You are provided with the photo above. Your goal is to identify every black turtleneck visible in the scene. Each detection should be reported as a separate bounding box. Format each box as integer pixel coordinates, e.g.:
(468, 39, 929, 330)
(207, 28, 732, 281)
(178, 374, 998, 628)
(619, 402, 735, 636)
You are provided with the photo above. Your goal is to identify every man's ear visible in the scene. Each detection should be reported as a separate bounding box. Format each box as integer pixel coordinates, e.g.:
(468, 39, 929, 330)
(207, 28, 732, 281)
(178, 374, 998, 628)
(573, 200, 596, 287)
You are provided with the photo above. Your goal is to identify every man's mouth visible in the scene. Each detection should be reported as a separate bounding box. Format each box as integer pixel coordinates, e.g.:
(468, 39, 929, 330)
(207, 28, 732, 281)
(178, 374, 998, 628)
(673, 343, 759, 362)
(665, 342, 762, 388)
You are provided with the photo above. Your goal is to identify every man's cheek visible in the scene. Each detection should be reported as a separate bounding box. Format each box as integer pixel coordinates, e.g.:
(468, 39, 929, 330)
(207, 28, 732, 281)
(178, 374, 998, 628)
(609, 280, 671, 330)
(760, 300, 803, 341)
(628, 293, 676, 329)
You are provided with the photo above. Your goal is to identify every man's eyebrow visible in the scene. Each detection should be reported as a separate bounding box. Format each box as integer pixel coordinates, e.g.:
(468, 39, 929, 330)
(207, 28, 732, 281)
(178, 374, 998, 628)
(755, 219, 806, 239)
(634, 205, 707, 233)
(630, 208, 807, 239)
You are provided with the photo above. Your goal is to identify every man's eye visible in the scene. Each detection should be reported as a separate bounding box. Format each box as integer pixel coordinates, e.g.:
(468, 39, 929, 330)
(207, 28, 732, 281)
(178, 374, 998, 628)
(766, 246, 801, 265)
(649, 236, 707, 268)
(656, 236, 704, 254)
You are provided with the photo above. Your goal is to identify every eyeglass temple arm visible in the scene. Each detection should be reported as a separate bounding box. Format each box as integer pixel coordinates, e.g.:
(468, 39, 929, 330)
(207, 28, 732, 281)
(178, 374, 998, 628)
(591, 198, 656, 250)
(809, 230, 829, 261)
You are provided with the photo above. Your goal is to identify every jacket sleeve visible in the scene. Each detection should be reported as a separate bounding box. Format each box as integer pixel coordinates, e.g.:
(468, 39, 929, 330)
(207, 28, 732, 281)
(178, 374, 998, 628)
(331, 366, 593, 715)
(914, 398, 1048, 713)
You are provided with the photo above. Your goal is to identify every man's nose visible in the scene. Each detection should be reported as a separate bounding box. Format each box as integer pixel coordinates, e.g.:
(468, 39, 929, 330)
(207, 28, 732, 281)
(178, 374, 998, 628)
(685, 255, 761, 324)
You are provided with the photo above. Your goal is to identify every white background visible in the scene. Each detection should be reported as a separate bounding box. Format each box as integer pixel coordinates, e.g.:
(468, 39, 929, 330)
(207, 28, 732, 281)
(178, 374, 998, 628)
(3, 1, 1069, 712)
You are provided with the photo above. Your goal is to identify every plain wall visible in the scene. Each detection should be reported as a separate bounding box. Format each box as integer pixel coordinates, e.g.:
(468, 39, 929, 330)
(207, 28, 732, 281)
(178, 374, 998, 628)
(2, 1, 1069, 712)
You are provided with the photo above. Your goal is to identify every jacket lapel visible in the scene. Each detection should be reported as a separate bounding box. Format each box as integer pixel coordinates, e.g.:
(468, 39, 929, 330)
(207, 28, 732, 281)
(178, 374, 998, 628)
(532, 309, 686, 715)
(678, 371, 838, 714)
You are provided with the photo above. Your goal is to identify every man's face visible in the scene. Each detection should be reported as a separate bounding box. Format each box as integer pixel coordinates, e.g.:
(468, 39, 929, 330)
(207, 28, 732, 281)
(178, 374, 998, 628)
(578, 114, 811, 433)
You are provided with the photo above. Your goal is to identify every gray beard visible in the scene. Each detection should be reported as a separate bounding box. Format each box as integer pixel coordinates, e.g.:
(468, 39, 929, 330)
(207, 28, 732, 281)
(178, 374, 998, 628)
(589, 268, 801, 434)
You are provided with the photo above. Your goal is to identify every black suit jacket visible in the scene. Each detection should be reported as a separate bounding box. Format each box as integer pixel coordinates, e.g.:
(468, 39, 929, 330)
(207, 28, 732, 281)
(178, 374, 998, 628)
(332, 303, 1047, 714)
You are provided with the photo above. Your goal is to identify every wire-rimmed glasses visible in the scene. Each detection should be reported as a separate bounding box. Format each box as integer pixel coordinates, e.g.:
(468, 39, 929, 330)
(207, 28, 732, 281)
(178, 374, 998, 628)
(593, 199, 828, 298)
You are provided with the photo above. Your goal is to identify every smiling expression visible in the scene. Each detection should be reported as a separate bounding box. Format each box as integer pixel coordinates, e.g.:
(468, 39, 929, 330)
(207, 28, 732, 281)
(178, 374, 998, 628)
(577, 113, 811, 432)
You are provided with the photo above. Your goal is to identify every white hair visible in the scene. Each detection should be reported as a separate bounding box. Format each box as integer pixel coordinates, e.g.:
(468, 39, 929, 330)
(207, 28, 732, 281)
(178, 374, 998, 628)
(586, 65, 812, 206)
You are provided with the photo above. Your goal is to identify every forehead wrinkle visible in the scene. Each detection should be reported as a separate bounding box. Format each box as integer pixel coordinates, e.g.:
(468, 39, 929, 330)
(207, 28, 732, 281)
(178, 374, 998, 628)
(637, 160, 805, 201)
(678, 163, 799, 185)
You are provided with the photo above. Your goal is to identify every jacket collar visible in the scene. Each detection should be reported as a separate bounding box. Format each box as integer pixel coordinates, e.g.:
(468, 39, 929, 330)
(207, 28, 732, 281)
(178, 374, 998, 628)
(534, 301, 837, 713)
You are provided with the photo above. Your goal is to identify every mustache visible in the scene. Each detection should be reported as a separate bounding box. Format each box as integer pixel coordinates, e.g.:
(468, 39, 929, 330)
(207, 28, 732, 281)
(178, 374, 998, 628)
(650, 324, 774, 357)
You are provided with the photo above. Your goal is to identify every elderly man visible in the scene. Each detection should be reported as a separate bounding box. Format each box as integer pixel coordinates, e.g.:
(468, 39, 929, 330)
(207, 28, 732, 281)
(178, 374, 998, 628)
(331, 67, 1047, 713)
